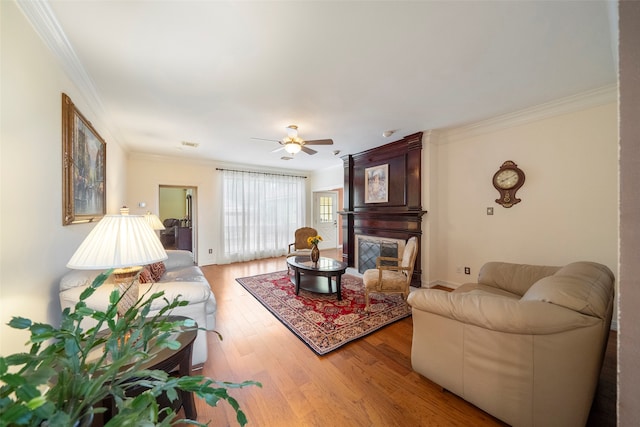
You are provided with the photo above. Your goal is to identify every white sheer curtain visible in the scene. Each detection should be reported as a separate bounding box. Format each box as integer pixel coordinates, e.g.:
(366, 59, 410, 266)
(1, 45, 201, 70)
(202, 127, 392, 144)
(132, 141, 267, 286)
(219, 169, 306, 263)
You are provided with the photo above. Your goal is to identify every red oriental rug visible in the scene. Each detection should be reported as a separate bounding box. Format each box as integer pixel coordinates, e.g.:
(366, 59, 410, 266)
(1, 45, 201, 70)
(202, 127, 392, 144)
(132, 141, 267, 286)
(235, 271, 411, 355)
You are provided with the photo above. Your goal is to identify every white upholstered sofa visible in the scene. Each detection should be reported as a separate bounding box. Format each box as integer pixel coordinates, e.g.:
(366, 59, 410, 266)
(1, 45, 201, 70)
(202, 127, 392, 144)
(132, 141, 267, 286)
(407, 261, 614, 427)
(59, 250, 216, 366)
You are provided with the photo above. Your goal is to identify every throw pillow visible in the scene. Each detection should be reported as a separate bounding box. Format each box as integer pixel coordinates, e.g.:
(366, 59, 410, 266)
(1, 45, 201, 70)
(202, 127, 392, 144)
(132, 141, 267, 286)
(138, 267, 153, 284)
(149, 262, 166, 282)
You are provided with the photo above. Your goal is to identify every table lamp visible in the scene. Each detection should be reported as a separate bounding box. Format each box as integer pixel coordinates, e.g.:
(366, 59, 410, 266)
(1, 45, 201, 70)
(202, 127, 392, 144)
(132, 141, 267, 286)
(144, 211, 165, 242)
(144, 211, 165, 232)
(67, 207, 167, 317)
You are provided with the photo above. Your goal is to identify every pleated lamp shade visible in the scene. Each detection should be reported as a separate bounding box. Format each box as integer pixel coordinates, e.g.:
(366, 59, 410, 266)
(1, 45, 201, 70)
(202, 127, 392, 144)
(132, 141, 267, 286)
(144, 212, 166, 231)
(67, 210, 167, 270)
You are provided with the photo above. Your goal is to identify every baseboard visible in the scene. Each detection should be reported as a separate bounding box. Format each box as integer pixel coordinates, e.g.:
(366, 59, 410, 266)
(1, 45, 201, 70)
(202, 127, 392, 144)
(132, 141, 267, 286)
(346, 267, 362, 277)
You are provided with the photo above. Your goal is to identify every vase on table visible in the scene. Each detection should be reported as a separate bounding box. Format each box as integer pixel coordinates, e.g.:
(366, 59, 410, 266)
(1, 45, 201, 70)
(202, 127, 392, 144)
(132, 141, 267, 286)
(310, 244, 320, 265)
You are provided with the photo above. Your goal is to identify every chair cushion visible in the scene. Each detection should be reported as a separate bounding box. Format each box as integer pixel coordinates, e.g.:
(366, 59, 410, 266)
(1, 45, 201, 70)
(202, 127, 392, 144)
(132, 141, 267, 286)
(60, 279, 212, 312)
(521, 261, 614, 319)
(163, 250, 194, 270)
(454, 283, 521, 299)
(363, 269, 407, 291)
(60, 269, 114, 291)
(478, 262, 561, 296)
(162, 266, 209, 283)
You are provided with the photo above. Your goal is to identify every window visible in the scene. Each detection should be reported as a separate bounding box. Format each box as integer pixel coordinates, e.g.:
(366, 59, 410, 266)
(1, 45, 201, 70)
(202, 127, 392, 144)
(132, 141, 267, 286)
(319, 196, 333, 223)
(220, 169, 306, 262)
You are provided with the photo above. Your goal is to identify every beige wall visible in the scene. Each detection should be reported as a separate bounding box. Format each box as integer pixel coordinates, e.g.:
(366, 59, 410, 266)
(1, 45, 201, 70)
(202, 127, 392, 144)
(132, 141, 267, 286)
(127, 154, 311, 266)
(0, 1, 127, 355)
(311, 100, 618, 300)
(310, 164, 343, 190)
(428, 99, 618, 295)
(127, 154, 217, 265)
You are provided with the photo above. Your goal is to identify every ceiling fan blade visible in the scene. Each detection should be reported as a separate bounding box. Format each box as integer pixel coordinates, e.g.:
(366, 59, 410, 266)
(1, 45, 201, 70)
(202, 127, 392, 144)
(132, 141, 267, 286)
(301, 146, 318, 155)
(271, 146, 286, 153)
(281, 156, 293, 161)
(304, 138, 333, 145)
(251, 137, 281, 143)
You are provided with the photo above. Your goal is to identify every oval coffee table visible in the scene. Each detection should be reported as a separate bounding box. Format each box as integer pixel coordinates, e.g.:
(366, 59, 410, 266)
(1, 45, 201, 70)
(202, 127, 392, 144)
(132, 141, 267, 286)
(286, 255, 348, 300)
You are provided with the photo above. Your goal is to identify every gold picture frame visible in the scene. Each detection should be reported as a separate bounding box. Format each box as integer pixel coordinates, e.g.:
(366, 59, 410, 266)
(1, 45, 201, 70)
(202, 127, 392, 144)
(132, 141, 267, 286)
(62, 93, 106, 225)
(365, 164, 389, 203)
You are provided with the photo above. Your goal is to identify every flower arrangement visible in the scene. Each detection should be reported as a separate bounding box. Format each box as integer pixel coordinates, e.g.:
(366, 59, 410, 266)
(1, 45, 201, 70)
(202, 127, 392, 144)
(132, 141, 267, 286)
(307, 235, 322, 247)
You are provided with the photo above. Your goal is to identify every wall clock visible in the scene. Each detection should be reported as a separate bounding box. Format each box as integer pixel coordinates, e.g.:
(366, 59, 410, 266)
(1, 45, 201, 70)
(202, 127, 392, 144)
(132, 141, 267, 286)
(492, 160, 525, 208)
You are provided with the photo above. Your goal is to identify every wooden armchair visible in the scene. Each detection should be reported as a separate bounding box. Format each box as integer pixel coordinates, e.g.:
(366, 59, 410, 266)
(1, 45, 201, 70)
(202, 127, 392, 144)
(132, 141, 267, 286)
(288, 227, 318, 256)
(362, 237, 418, 311)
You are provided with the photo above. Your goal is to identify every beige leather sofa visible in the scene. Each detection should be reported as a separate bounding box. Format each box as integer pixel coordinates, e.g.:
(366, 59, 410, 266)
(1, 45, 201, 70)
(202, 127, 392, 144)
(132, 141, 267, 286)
(407, 261, 614, 427)
(59, 250, 216, 366)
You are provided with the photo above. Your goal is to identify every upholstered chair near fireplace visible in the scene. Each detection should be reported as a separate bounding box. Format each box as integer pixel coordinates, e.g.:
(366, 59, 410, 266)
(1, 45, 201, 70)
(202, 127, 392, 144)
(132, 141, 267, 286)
(362, 236, 418, 311)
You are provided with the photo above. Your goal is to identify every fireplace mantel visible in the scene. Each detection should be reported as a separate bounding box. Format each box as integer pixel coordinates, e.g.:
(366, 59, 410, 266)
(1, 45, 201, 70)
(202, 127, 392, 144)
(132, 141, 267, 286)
(339, 132, 425, 286)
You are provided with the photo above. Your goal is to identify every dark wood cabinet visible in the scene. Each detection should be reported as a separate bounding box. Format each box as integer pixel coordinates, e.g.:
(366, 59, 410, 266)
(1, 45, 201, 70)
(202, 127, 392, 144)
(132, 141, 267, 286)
(177, 227, 192, 252)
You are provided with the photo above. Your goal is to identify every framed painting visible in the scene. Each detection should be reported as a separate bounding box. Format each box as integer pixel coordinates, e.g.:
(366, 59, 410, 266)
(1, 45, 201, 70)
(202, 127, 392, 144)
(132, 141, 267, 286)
(365, 164, 388, 203)
(62, 93, 106, 225)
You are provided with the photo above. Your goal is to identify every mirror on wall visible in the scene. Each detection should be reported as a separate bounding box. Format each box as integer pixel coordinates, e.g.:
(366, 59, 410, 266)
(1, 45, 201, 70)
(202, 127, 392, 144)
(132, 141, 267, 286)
(159, 186, 197, 260)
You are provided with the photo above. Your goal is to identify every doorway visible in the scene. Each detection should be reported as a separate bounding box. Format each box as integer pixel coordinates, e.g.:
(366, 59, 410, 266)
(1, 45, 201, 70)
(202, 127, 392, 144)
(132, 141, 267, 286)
(313, 190, 340, 249)
(159, 186, 197, 261)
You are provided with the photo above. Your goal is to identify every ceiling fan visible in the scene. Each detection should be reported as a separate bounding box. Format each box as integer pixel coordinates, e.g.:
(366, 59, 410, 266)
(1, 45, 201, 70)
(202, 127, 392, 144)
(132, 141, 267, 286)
(252, 125, 333, 157)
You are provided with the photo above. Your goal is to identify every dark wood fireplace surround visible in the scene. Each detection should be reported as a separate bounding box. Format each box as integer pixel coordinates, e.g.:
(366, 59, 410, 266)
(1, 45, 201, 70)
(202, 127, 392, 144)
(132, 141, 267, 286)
(339, 132, 426, 286)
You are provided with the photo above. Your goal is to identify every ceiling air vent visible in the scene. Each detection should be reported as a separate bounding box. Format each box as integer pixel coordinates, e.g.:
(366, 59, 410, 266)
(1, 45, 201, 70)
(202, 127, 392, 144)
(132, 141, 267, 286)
(181, 141, 199, 148)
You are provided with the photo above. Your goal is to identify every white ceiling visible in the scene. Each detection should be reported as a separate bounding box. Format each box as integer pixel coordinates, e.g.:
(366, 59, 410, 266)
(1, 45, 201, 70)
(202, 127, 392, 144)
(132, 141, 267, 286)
(25, 1, 617, 172)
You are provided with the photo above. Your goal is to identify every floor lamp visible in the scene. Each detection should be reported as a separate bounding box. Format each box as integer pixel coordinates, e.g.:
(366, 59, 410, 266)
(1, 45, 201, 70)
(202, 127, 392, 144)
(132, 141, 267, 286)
(67, 207, 167, 317)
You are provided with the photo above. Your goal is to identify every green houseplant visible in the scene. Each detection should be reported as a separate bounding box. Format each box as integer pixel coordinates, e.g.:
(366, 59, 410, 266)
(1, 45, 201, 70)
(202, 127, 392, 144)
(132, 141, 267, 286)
(0, 270, 260, 426)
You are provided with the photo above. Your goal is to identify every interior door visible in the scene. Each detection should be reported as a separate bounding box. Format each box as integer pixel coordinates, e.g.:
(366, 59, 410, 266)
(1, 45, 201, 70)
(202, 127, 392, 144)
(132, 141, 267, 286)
(159, 186, 197, 261)
(313, 191, 338, 249)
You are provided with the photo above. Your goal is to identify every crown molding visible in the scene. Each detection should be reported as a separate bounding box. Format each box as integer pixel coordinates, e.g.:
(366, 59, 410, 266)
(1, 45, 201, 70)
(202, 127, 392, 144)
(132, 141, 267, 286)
(17, 1, 103, 111)
(129, 152, 309, 176)
(437, 84, 618, 144)
(14, 0, 127, 146)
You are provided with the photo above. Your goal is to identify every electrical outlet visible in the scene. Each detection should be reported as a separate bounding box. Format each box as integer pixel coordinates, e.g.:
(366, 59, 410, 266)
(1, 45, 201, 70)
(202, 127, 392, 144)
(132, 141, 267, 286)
(208, 249, 213, 254)
(464, 267, 471, 275)
(456, 266, 462, 274)
(487, 207, 494, 215)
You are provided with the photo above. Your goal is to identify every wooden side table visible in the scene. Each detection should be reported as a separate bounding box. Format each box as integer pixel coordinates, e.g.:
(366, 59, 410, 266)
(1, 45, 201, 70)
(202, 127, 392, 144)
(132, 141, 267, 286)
(100, 316, 198, 423)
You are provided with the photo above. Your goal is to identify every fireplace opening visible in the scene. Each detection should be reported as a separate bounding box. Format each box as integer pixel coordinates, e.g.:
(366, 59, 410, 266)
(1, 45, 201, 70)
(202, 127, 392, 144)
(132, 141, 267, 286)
(356, 235, 406, 273)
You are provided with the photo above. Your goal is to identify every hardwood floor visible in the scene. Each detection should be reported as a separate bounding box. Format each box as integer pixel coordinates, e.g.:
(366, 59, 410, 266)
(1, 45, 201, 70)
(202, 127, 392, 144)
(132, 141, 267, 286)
(193, 250, 617, 426)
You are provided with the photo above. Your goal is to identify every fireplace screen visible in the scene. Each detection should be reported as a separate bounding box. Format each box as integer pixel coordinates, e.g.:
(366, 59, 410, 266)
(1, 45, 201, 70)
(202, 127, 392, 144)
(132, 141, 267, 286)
(358, 239, 398, 273)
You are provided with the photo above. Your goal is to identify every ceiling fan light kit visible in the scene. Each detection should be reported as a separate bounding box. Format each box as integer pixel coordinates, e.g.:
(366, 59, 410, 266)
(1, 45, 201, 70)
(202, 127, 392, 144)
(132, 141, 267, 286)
(286, 124, 299, 138)
(284, 141, 302, 154)
(253, 124, 334, 159)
